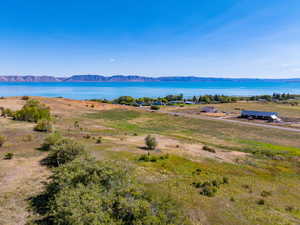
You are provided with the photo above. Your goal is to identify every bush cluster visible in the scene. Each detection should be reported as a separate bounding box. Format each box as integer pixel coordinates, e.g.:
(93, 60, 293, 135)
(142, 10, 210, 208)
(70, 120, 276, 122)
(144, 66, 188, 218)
(192, 177, 229, 197)
(41, 132, 62, 151)
(150, 105, 160, 110)
(21, 96, 30, 100)
(4, 152, 14, 160)
(96, 136, 102, 144)
(202, 145, 216, 153)
(34, 119, 52, 132)
(32, 158, 189, 225)
(44, 138, 85, 167)
(0, 108, 15, 117)
(138, 154, 169, 162)
(32, 133, 190, 225)
(13, 99, 51, 122)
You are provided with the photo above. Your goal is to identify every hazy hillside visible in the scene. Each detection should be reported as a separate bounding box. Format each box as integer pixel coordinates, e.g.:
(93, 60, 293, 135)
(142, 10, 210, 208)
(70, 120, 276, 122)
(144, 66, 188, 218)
(0, 75, 300, 82)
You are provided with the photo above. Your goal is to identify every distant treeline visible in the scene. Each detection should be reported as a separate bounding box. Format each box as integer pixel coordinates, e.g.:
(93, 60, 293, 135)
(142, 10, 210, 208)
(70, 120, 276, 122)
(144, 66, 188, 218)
(90, 93, 299, 106)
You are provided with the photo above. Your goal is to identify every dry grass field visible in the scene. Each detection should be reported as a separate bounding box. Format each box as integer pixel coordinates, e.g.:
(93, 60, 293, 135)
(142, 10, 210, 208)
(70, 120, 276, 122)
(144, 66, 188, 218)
(0, 97, 300, 225)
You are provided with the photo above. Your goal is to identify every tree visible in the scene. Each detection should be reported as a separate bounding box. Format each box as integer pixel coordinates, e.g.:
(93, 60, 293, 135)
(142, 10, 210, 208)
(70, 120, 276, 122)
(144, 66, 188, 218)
(145, 135, 157, 150)
(115, 96, 135, 105)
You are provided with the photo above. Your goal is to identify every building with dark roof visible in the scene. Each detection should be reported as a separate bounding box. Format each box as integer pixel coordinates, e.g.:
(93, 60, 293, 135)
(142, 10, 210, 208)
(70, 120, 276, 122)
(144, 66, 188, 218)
(241, 110, 279, 120)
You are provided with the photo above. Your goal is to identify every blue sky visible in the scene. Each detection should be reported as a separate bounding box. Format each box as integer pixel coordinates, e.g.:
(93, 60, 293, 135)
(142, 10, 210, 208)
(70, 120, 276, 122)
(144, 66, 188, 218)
(0, 0, 300, 78)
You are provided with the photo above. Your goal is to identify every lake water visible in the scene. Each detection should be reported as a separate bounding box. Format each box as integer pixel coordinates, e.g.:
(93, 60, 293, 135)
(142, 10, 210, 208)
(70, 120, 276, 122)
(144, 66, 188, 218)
(0, 81, 299, 100)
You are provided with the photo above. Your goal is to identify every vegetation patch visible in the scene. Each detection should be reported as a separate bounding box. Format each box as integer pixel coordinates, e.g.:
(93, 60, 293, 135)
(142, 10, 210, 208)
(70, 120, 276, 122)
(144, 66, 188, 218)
(144, 134, 158, 150)
(30, 157, 190, 225)
(3, 152, 14, 160)
(86, 109, 141, 121)
(138, 153, 169, 162)
(150, 105, 160, 110)
(239, 140, 300, 157)
(42, 138, 86, 167)
(202, 145, 216, 153)
(14, 99, 51, 122)
(192, 177, 229, 197)
(34, 119, 53, 132)
(41, 132, 63, 151)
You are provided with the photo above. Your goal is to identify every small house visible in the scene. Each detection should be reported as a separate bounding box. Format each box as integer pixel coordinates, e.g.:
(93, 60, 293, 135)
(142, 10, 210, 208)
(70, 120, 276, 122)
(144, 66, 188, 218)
(184, 101, 195, 105)
(201, 106, 218, 113)
(241, 110, 280, 121)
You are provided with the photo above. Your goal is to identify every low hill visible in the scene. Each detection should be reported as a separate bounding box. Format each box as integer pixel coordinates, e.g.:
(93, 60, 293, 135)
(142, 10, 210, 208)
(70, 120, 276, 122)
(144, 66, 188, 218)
(1, 75, 300, 82)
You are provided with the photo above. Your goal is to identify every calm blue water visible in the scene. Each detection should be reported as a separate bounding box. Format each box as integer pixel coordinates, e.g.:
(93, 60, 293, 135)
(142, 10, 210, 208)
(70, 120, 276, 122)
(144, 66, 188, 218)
(0, 81, 299, 100)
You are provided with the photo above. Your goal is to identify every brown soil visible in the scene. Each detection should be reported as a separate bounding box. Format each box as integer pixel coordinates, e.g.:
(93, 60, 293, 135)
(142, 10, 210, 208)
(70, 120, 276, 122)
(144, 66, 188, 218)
(0, 156, 49, 225)
(112, 135, 248, 163)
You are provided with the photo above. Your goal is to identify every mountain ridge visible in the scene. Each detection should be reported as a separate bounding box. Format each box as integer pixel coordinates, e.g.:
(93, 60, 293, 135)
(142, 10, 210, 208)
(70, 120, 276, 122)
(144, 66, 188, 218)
(0, 75, 300, 82)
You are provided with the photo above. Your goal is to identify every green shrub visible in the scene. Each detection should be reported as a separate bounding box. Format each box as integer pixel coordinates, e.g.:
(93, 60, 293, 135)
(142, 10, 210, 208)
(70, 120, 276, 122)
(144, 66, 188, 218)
(223, 177, 229, 184)
(192, 168, 202, 175)
(192, 178, 227, 197)
(257, 199, 265, 205)
(34, 119, 52, 132)
(202, 145, 216, 153)
(4, 152, 14, 160)
(212, 180, 221, 187)
(285, 206, 295, 212)
(83, 134, 91, 139)
(32, 159, 190, 225)
(96, 136, 102, 144)
(41, 132, 62, 151)
(150, 105, 160, 110)
(1, 108, 15, 117)
(0, 136, 5, 147)
(74, 121, 80, 128)
(46, 138, 85, 166)
(21, 96, 29, 100)
(14, 99, 51, 122)
(145, 135, 158, 150)
(138, 154, 169, 162)
(200, 186, 217, 197)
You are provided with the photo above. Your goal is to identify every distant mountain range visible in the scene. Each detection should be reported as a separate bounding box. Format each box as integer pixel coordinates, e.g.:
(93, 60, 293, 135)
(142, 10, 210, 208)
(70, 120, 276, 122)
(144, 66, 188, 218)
(0, 75, 299, 82)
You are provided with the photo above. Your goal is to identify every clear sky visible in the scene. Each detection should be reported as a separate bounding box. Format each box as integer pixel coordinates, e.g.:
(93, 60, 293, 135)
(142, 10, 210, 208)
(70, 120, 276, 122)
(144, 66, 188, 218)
(1, 0, 300, 78)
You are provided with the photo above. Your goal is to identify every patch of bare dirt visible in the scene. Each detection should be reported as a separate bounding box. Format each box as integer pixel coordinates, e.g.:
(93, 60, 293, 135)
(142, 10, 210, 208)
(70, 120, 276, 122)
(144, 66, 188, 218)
(112, 135, 248, 163)
(0, 96, 129, 118)
(0, 97, 25, 111)
(0, 156, 50, 225)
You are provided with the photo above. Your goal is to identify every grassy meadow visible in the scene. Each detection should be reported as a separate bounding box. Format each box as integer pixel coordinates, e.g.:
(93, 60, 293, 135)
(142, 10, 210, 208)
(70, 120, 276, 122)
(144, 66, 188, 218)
(0, 97, 300, 225)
